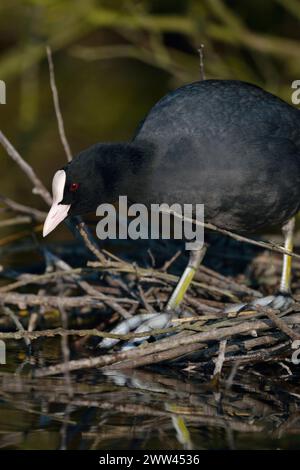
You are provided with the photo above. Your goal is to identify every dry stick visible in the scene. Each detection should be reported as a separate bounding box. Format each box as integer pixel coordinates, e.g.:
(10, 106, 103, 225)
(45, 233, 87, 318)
(0, 267, 84, 293)
(256, 306, 300, 340)
(34, 314, 300, 376)
(0, 195, 47, 221)
(0, 324, 180, 341)
(159, 207, 300, 261)
(1, 292, 106, 310)
(212, 339, 227, 378)
(223, 341, 290, 364)
(137, 284, 155, 313)
(161, 250, 181, 272)
(77, 222, 107, 264)
(198, 44, 206, 81)
(46, 46, 72, 162)
(1, 305, 31, 348)
(0, 130, 51, 205)
(0, 216, 31, 228)
(0, 292, 138, 311)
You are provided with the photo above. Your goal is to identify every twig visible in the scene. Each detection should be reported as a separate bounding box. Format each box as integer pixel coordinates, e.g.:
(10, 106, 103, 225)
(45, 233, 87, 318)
(212, 339, 227, 378)
(46, 46, 72, 162)
(197, 44, 206, 80)
(0, 130, 51, 205)
(256, 306, 300, 340)
(1, 305, 30, 347)
(77, 222, 107, 264)
(161, 250, 181, 272)
(137, 284, 155, 313)
(159, 207, 300, 261)
(0, 292, 137, 310)
(0, 267, 85, 293)
(0, 195, 47, 221)
(0, 324, 180, 341)
(0, 216, 32, 228)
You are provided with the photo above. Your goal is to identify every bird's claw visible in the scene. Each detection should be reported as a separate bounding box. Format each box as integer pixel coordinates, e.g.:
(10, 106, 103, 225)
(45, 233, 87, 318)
(225, 293, 294, 315)
(99, 311, 175, 350)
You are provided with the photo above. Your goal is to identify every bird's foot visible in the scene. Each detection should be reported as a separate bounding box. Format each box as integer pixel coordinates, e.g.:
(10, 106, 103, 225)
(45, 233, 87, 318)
(225, 292, 294, 315)
(98, 311, 175, 350)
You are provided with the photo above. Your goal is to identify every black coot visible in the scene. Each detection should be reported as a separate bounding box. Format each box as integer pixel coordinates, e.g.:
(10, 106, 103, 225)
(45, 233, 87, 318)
(43, 80, 300, 311)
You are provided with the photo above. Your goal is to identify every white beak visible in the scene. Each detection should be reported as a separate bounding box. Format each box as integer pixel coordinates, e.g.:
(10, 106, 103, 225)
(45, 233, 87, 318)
(43, 170, 71, 237)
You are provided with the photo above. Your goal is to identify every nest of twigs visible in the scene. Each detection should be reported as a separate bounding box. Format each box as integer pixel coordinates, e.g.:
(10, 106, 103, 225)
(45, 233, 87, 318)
(1, 230, 300, 379)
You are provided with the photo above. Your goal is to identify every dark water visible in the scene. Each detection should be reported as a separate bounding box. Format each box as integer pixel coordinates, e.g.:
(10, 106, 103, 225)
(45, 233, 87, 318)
(1, 339, 300, 450)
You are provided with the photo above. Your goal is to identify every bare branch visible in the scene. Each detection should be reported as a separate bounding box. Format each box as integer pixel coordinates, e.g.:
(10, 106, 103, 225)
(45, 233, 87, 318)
(197, 44, 206, 80)
(0, 194, 47, 221)
(0, 130, 51, 205)
(46, 46, 72, 162)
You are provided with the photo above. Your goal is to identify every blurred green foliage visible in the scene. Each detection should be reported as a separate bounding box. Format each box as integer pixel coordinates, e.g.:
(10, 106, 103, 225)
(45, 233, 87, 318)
(0, 0, 299, 211)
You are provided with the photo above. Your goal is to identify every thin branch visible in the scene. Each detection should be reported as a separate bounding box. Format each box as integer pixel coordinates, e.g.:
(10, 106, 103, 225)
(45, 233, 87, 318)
(159, 207, 300, 261)
(256, 306, 299, 340)
(1, 305, 30, 347)
(213, 339, 227, 378)
(0, 324, 180, 341)
(0, 130, 51, 205)
(77, 222, 107, 264)
(0, 292, 139, 311)
(0, 194, 47, 221)
(0, 216, 31, 228)
(197, 44, 206, 80)
(46, 46, 72, 162)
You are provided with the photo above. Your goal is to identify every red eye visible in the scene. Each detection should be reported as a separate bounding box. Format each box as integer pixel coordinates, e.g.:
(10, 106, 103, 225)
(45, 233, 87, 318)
(70, 182, 79, 192)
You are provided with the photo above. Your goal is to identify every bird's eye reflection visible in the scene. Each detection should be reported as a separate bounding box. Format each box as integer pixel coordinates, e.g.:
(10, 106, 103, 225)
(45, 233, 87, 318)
(69, 182, 80, 192)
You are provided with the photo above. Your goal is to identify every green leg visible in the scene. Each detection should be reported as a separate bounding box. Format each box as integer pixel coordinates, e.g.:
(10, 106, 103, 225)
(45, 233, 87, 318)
(280, 217, 295, 294)
(226, 217, 296, 314)
(166, 245, 207, 311)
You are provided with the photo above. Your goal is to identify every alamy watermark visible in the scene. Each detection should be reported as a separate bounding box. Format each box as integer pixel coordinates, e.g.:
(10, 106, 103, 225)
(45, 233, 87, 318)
(291, 340, 300, 365)
(95, 196, 204, 250)
(291, 80, 300, 105)
(0, 80, 6, 104)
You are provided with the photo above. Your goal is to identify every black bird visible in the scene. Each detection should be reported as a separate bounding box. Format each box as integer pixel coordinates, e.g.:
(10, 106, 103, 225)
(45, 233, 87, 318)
(43, 80, 300, 311)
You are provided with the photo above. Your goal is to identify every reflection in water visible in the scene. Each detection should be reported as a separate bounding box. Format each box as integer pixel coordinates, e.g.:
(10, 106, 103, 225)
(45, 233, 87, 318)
(1, 358, 300, 450)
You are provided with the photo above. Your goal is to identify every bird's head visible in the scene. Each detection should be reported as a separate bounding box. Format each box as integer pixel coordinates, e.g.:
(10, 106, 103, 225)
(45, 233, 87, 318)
(43, 142, 147, 237)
